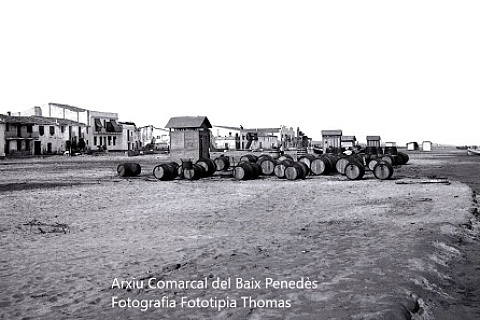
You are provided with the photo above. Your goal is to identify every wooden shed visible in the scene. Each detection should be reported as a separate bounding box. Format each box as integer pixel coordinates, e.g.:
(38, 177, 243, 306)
(407, 142, 419, 151)
(341, 135, 357, 150)
(166, 116, 212, 162)
(321, 130, 342, 153)
(366, 136, 381, 148)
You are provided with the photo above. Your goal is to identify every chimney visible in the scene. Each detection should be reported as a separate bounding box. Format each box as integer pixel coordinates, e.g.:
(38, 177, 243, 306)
(7, 111, 11, 116)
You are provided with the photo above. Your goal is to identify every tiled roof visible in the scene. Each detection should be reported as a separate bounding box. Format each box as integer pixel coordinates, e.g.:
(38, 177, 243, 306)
(366, 136, 381, 140)
(165, 116, 212, 128)
(0, 114, 86, 126)
(341, 135, 356, 141)
(321, 130, 343, 136)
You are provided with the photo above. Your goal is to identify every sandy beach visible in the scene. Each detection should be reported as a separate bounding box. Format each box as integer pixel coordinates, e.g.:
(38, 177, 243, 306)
(1, 149, 479, 320)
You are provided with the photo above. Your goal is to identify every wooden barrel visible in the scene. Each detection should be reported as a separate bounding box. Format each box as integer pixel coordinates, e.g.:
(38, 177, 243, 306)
(213, 156, 230, 171)
(277, 154, 294, 163)
(273, 159, 294, 178)
(196, 158, 216, 176)
(310, 156, 334, 175)
(240, 154, 258, 163)
(335, 157, 350, 175)
(256, 154, 273, 163)
(284, 162, 309, 180)
(153, 162, 179, 181)
(183, 164, 206, 180)
(348, 154, 365, 167)
(384, 146, 398, 154)
(258, 157, 276, 175)
(373, 161, 394, 180)
(270, 150, 280, 160)
(397, 152, 409, 165)
(117, 163, 141, 177)
(345, 162, 365, 180)
(381, 154, 402, 166)
(298, 154, 317, 170)
(368, 157, 380, 171)
(233, 162, 260, 180)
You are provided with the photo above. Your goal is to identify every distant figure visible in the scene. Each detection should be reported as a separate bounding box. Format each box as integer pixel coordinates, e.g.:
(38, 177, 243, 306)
(279, 144, 284, 156)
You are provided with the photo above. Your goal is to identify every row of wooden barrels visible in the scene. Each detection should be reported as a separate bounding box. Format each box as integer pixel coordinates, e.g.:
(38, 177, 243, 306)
(117, 150, 409, 181)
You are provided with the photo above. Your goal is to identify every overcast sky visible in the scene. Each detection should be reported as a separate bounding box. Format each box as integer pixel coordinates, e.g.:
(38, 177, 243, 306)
(1, 1, 479, 145)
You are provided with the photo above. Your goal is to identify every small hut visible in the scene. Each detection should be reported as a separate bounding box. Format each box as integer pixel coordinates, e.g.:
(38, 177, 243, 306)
(366, 135, 382, 154)
(165, 116, 212, 162)
(422, 141, 432, 152)
(406, 142, 419, 151)
(321, 130, 342, 153)
(341, 135, 357, 150)
(366, 136, 381, 148)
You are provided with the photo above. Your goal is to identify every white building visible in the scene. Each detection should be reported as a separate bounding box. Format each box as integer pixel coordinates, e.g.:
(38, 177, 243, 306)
(138, 125, 170, 151)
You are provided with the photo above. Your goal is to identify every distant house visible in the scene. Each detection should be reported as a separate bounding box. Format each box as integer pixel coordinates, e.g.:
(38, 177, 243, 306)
(166, 116, 212, 161)
(138, 125, 170, 151)
(406, 142, 419, 151)
(240, 128, 281, 151)
(211, 125, 242, 151)
(0, 113, 87, 156)
(422, 141, 432, 151)
(321, 130, 342, 153)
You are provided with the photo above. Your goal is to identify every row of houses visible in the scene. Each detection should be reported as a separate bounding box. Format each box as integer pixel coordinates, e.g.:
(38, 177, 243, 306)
(0, 103, 309, 157)
(0, 103, 170, 157)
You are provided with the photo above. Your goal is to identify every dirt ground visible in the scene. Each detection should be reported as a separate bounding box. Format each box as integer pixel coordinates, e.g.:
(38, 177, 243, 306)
(0, 149, 479, 320)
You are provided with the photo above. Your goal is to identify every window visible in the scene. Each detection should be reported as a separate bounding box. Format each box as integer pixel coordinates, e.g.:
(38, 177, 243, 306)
(108, 136, 111, 146)
(27, 125, 33, 133)
(49, 126, 55, 136)
(39, 126, 44, 136)
(113, 137, 116, 146)
(61, 126, 65, 133)
(94, 137, 97, 145)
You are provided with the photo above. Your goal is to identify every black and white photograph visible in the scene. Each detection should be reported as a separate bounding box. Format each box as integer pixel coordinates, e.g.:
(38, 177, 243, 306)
(1, 1, 480, 319)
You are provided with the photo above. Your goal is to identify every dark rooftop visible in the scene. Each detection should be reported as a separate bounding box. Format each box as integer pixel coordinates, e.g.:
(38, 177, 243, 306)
(165, 116, 212, 129)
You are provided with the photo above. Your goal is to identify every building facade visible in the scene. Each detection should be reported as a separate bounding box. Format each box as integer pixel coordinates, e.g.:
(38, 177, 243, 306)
(0, 114, 87, 156)
(138, 125, 170, 151)
(10, 102, 140, 152)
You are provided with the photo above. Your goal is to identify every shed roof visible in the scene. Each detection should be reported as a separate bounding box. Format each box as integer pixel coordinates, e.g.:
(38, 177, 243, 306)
(341, 135, 356, 141)
(165, 116, 212, 129)
(321, 129, 342, 136)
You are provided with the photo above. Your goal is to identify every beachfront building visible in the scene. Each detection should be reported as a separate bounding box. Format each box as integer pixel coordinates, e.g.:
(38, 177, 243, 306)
(239, 125, 297, 151)
(138, 125, 170, 151)
(211, 125, 241, 151)
(166, 116, 212, 162)
(407, 142, 419, 151)
(10, 102, 140, 152)
(321, 130, 342, 153)
(422, 141, 432, 152)
(0, 113, 87, 156)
